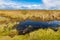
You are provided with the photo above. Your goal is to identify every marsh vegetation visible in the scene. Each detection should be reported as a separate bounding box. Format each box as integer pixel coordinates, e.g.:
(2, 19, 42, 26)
(0, 10, 60, 40)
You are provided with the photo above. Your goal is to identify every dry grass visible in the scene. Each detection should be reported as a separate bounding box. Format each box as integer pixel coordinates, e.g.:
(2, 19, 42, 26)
(0, 10, 60, 22)
(0, 10, 60, 40)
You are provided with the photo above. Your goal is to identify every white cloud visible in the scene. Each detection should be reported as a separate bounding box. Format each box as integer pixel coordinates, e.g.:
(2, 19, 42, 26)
(42, 0, 60, 10)
(0, 0, 45, 10)
(0, 0, 43, 10)
(0, 0, 60, 10)
(0, 0, 21, 9)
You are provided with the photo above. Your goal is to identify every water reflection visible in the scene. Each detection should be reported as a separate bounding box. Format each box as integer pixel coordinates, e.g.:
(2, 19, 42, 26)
(15, 20, 60, 35)
(16, 20, 60, 30)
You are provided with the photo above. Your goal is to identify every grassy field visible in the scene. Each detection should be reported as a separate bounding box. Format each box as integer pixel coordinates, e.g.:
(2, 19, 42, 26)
(0, 10, 60, 40)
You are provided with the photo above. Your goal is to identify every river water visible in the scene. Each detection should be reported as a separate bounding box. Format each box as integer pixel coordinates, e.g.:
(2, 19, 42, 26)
(16, 20, 60, 30)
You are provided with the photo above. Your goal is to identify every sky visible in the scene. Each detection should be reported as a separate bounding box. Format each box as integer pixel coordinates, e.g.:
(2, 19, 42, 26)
(0, 0, 60, 10)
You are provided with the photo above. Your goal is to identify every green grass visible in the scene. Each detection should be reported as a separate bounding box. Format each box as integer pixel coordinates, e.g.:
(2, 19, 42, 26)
(0, 13, 60, 40)
(0, 26, 60, 40)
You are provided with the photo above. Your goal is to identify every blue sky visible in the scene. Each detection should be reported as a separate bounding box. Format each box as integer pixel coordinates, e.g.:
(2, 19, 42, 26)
(12, 0, 43, 4)
(0, 0, 60, 10)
